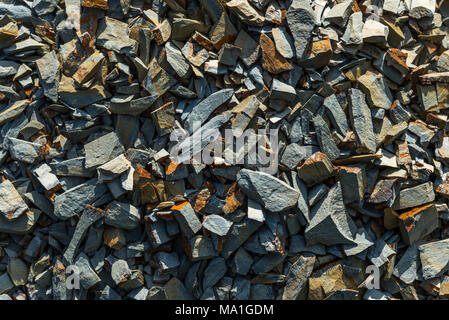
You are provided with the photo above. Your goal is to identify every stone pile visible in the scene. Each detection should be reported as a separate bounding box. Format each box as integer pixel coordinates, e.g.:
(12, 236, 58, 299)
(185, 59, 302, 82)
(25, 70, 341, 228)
(0, 0, 448, 300)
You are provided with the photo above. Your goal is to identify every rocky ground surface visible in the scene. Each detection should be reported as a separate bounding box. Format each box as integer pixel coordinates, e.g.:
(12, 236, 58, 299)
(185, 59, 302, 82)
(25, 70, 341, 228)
(0, 0, 449, 300)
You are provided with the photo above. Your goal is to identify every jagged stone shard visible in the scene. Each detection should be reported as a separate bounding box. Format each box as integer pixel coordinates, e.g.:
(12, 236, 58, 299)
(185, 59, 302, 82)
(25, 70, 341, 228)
(96, 17, 138, 55)
(286, 0, 315, 60)
(237, 169, 299, 213)
(221, 217, 262, 259)
(63, 205, 104, 264)
(36, 51, 60, 103)
(305, 182, 356, 246)
(419, 239, 449, 280)
(348, 88, 376, 153)
(337, 165, 366, 204)
(171, 201, 202, 239)
(53, 178, 108, 220)
(398, 204, 439, 245)
(0, 179, 29, 220)
(184, 88, 234, 134)
(392, 182, 435, 210)
(202, 214, 233, 236)
(282, 255, 316, 300)
(297, 152, 334, 186)
(84, 132, 125, 169)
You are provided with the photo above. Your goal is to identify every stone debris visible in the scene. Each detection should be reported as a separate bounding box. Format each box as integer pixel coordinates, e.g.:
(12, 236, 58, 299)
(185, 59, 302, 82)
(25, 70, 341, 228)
(0, 0, 447, 302)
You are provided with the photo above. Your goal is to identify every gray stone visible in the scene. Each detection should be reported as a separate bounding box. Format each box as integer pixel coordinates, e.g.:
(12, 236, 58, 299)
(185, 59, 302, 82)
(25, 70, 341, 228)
(96, 17, 138, 55)
(419, 239, 449, 279)
(358, 72, 393, 110)
(272, 27, 295, 59)
(184, 89, 234, 134)
(341, 12, 363, 45)
(0, 179, 29, 220)
(234, 29, 260, 67)
(237, 169, 300, 213)
(84, 132, 125, 169)
(297, 152, 334, 186)
(324, 0, 354, 26)
(74, 252, 101, 290)
(305, 182, 356, 246)
(313, 115, 340, 161)
(393, 243, 420, 284)
(222, 217, 262, 259)
(0, 273, 13, 294)
(203, 214, 233, 236)
(203, 257, 227, 289)
(63, 205, 104, 264)
(393, 182, 435, 210)
(165, 42, 190, 78)
(172, 202, 202, 239)
(7, 258, 28, 286)
(36, 51, 60, 103)
(286, 0, 316, 60)
(54, 178, 108, 220)
(348, 88, 376, 153)
(105, 201, 140, 230)
(282, 255, 315, 300)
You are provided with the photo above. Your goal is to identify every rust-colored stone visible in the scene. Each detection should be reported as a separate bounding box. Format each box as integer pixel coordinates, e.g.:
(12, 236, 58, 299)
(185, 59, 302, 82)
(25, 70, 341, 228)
(223, 182, 245, 214)
(260, 33, 293, 74)
(83, 0, 108, 10)
(193, 188, 211, 213)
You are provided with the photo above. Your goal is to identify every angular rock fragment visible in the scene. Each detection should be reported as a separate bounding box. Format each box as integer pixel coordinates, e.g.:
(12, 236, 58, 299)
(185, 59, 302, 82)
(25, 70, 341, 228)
(63, 205, 104, 264)
(234, 29, 259, 67)
(97, 17, 138, 55)
(305, 182, 356, 246)
(105, 201, 140, 230)
(184, 89, 234, 134)
(36, 51, 60, 103)
(54, 178, 108, 220)
(357, 72, 393, 110)
(297, 152, 334, 185)
(237, 169, 299, 212)
(286, 0, 315, 60)
(282, 255, 315, 300)
(337, 165, 366, 203)
(171, 202, 202, 239)
(260, 33, 293, 74)
(398, 204, 439, 245)
(348, 88, 376, 153)
(419, 239, 449, 279)
(313, 115, 339, 161)
(393, 182, 435, 210)
(84, 132, 125, 169)
(203, 214, 233, 236)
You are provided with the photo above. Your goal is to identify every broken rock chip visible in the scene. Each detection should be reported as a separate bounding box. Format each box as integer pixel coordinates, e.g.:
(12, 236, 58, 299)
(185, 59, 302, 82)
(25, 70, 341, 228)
(237, 169, 299, 213)
(0, 179, 29, 220)
(184, 89, 234, 134)
(202, 214, 233, 236)
(286, 0, 315, 60)
(105, 201, 140, 230)
(297, 152, 334, 185)
(398, 204, 439, 245)
(260, 33, 293, 74)
(84, 132, 125, 169)
(305, 182, 356, 246)
(54, 178, 108, 220)
(419, 239, 449, 280)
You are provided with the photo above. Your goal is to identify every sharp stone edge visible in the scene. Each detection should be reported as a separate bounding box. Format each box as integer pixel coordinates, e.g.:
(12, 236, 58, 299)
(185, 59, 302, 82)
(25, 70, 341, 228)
(0, 0, 448, 301)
